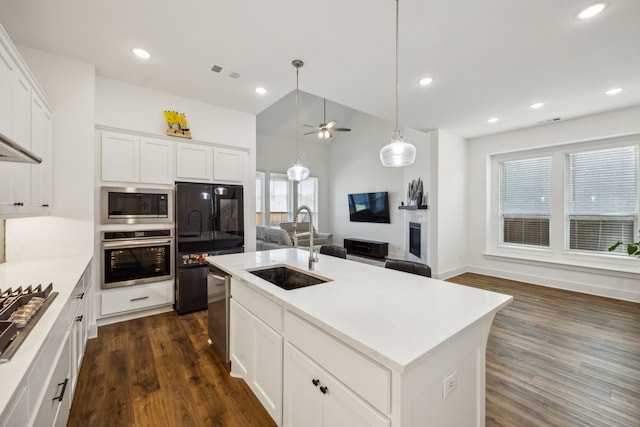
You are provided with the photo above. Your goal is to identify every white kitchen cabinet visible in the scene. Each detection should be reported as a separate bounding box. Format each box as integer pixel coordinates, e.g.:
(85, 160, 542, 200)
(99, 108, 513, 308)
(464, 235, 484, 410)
(230, 280, 283, 426)
(101, 131, 140, 183)
(140, 137, 174, 184)
(69, 270, 91, 399)
(213, 147, 245, 183)
(32, 332, 71, 427)
(0, 385, 27, 427)
(101, 131, 175, 185)
(100, 280, 174, 316)
(30, 91, 53, 212)
(176, 142, 213, 182)
(284, 343, 389, 427)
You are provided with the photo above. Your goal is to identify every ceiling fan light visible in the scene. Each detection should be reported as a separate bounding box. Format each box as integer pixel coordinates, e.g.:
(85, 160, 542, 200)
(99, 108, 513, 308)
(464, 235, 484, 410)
(287, 160, 310, 181)
(318, 130, 331, 139)
(380, 137, 416, 167)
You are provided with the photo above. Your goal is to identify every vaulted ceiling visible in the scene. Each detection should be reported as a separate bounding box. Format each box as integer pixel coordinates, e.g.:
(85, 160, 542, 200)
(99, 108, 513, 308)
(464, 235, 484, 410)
(1, 0, 638, 139)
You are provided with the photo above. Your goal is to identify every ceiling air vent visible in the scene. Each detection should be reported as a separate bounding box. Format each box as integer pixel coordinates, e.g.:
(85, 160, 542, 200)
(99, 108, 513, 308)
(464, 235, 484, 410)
(538, 117, 562, 125)
(211, 65, 240, 79)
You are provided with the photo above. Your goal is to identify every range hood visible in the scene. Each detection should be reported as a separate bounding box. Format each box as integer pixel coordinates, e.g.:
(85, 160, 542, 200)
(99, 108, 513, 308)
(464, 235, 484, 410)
(0, 132, 41, 164)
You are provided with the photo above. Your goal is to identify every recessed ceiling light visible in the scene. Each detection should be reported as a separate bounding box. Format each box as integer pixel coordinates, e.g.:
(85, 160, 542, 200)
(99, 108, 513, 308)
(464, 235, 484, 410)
(132, 48, 151, 59)
(605, 87, 623, 95)
(577, 2, 607, 20)
(487, 117, 499, 124)
(530, 102, 545, 109)
(255, 87, 268, 95)
(418, 77, 433, 86)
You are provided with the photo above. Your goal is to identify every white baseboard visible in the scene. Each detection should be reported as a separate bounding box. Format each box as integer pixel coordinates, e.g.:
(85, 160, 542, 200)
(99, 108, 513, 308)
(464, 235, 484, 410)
(466, 264, 640, 303)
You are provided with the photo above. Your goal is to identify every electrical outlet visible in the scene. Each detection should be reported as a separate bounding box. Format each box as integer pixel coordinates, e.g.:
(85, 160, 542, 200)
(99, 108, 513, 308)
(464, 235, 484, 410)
(442, 370, 458, 399)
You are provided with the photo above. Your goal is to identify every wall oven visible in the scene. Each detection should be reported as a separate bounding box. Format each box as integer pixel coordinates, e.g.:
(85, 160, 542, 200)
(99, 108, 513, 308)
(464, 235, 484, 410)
(101, 229, 174, 289)
(101, 186, 173, 224)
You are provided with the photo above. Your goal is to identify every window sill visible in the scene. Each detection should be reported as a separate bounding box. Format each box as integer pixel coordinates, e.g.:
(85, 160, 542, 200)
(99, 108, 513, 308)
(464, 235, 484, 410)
(484, 248, 640, 279)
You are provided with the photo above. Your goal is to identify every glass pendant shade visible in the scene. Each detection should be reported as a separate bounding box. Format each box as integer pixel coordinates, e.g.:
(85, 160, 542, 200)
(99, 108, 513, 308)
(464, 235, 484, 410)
(380, 0, 416, 167)
(380, 134, 416, 167)
(287, 159, 310, 181)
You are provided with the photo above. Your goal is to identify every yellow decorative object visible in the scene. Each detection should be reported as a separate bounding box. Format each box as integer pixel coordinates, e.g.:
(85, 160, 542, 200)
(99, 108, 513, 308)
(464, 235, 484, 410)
(163, 110, 192, 139)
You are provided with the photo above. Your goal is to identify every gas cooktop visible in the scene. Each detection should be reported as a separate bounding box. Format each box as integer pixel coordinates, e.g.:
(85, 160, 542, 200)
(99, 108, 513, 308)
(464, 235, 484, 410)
(0, 283, 58, 363)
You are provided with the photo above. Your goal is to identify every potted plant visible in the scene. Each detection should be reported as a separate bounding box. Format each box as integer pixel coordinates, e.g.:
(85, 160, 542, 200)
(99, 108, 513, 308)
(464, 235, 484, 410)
(608, 232, 640, 257)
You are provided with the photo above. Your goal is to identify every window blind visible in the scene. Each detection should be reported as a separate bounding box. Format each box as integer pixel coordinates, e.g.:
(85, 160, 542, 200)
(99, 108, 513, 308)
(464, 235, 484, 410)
(565, 145, 638, 253)
(500, 156, 552, 246)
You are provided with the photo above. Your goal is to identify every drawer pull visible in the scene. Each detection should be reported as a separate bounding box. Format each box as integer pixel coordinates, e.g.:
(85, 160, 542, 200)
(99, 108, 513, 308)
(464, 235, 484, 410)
(130, 296, 150, 302)
(53, 378, 68, 402)
(75, 292, 85, 300)
(312, 378, 320, 387)
(319, 386, 328, 395)
(14, 202, 24, 206)
(42, 204, 49, 207)
(76, 315, 84, 322)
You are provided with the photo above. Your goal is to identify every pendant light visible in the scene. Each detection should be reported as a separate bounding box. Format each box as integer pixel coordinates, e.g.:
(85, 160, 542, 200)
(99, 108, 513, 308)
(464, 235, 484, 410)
(380, 0, 416, 167)
(287, 59, 310, 181)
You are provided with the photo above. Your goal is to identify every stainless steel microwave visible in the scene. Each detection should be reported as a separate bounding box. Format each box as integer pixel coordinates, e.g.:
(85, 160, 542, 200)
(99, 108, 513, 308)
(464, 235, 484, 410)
(101, 186, 174, 224)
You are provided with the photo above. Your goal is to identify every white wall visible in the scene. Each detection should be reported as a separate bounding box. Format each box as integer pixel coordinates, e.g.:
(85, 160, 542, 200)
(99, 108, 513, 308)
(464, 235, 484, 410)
(95, 77, 258, 251)
(466, 105, 640, 302)
(6, 46, 95, 260)
(96, 77, 255, 150)
(256, 133, 331, 231)
(328, 111, 405, 257)
(433, 130, 467, 278)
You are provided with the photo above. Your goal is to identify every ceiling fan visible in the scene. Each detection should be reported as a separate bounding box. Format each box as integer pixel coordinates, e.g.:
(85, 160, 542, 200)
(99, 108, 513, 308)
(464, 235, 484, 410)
(303, 98, 351, 140)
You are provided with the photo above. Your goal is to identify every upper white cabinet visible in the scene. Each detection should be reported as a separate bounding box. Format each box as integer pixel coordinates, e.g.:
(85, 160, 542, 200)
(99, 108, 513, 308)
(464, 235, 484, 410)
(213, 147, 245, 183)
(0, 33, 53, 217)
(140, 137, 174, 184)
(101, 131, 174, 185)
(176, 142, 213, 182)
(101, 132, 140, 183)
(30, 92, 53, 211)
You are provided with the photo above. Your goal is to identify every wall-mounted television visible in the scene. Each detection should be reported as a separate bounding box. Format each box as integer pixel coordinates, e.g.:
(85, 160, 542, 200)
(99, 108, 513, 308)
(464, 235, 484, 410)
(348, 192, 391, 223)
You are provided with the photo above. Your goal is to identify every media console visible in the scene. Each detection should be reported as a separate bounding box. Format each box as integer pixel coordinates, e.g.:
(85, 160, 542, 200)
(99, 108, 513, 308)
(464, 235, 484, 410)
(344, 238, 388, 259)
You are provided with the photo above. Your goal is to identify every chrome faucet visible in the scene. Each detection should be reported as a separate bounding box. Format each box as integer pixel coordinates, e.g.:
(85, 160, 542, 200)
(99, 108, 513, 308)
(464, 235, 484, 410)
(293, 205, 319, 270)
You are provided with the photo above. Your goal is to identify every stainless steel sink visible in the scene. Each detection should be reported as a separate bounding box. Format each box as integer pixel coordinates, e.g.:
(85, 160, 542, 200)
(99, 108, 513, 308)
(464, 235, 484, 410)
(248, 265, 331, 290)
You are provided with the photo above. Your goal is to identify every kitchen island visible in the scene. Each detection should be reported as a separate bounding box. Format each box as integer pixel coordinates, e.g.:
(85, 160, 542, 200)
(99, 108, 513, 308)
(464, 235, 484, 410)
(207, 248, 512, 427)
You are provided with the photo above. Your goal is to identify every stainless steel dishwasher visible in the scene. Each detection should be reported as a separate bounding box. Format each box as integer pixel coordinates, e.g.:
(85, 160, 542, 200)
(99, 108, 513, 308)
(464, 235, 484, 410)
(207, 265, 231, 363)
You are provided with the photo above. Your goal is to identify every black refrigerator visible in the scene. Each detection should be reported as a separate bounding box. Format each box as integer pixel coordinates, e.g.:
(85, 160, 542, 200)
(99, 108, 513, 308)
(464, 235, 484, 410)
(175, 182, 244, 314)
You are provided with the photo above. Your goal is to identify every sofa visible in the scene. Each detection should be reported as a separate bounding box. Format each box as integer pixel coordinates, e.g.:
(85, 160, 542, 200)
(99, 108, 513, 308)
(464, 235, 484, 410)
(255, 223, 332, 251)
(278, 222, 332, 247)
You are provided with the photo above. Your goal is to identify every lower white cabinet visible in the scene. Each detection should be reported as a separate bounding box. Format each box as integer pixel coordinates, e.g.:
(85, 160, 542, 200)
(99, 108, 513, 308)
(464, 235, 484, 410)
(284, 343, 390, 427)
(0, 385, 27, 427)
(101, 280, 173, 316)
(230, 299, 283, 425)
(32, 332, 71, 427)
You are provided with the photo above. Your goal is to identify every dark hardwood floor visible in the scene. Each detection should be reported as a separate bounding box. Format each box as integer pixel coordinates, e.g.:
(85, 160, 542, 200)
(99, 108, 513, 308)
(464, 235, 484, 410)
(69, 273, 639, 426)
(68, 310, 277, 427)
(449, 273, 640, 427)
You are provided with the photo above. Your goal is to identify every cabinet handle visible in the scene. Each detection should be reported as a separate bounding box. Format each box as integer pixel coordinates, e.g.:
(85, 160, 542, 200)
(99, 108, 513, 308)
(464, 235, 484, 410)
(312, 378, 320, 387)
(13, 202, 24, 206)
(42, 204, 49, 207)
(75, 292, 85, 300)
(319, 386, 328, 394)
(53, 378, 68, 402)
(76, 315, 84, 322)
(130, 296, 150, 302)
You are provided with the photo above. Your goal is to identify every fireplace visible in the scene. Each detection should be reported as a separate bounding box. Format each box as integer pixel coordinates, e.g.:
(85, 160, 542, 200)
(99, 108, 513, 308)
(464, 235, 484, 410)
(409, 222, 421, 258)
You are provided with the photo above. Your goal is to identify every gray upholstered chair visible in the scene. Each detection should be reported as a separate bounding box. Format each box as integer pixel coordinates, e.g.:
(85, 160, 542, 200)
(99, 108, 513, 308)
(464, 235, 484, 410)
(319, 245, 347, 259)
(384, 259, 431, 277)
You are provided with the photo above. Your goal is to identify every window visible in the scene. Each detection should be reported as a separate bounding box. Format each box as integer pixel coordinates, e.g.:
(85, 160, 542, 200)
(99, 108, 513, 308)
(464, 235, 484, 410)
(499, 156, 552, 247)
(256, 172, 321, 227)
(269, 173, 292, 226)
(256, 172, 265, 225)
(297, 177, 318, 225)
(565, 146, 638, 253)
(491, 135, 640, 268)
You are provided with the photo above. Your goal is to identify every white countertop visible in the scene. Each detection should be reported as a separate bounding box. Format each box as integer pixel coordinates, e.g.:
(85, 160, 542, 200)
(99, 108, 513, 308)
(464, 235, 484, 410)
(0, 255, 92, 415)
(207, 248, 512, 372)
